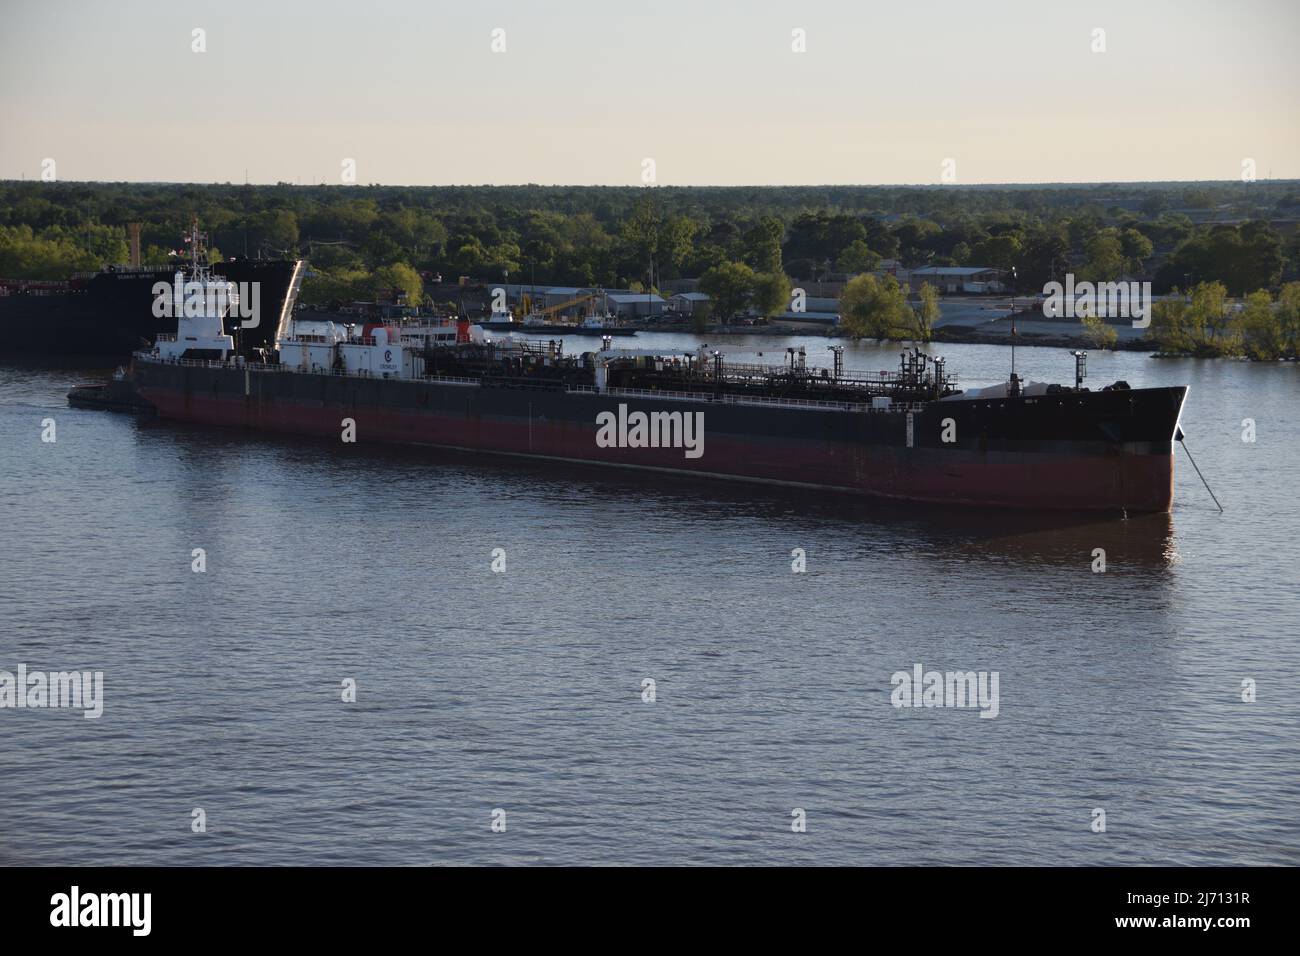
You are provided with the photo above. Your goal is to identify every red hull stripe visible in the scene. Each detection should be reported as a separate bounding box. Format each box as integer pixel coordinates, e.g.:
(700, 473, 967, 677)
(136, 387, 1175, 513)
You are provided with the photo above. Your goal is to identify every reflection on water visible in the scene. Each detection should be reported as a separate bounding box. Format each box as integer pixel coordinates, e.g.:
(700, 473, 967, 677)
(1, 348, 1297, 866)
(136, 407, 1183, 573)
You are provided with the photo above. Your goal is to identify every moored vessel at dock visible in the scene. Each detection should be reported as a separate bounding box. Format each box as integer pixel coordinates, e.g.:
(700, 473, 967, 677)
(125, 274, 1189, 511)
(476, 310, 637, 336)
(0, 256, 303, 359)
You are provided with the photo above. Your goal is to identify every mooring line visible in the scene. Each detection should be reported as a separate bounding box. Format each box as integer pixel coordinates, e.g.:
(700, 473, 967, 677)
(1179, 437, 1223, 512)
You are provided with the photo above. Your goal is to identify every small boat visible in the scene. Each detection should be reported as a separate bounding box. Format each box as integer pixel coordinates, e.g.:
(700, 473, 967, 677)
(67, 367, 153, 413)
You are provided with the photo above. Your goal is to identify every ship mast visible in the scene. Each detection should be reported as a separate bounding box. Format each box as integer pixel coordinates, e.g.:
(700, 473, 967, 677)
(1008, 265, 1019, 397)
(187, 212, 209, 281)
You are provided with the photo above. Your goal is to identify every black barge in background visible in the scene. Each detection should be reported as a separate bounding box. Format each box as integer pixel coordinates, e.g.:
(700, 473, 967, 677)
(0, 258, 303, 358)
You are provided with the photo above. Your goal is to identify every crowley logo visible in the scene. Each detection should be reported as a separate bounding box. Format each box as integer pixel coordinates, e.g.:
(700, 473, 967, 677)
(596, 404, 704, 459)
(384, 349, 393, 362)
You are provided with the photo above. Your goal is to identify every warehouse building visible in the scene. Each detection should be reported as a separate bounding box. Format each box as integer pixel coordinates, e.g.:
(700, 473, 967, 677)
(908, 267, 1005, 293)
(670, 292, 711, 314)
(605, 292, 668, 318)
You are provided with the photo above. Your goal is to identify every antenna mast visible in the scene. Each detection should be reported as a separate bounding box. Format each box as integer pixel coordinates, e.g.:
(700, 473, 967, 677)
(1009, 265, 1019, 396)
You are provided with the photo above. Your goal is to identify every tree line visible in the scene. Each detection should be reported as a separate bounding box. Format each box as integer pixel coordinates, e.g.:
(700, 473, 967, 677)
(1150, 282, 1300, 360)
(2, 180, 1297, 325)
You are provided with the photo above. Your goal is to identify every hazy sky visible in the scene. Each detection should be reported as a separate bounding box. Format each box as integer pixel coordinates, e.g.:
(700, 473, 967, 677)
(2, 0, 1297, 186)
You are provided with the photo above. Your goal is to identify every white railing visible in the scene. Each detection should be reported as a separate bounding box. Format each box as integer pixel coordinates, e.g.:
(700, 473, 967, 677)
(421, 375, 482, 386)
(135, 352, 484, 388)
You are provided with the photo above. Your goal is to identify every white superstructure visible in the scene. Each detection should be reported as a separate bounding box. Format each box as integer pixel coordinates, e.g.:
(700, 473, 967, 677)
(151, 219, 237, 364)
(273, 317, 462, 380)
(276, 319, 407, 378)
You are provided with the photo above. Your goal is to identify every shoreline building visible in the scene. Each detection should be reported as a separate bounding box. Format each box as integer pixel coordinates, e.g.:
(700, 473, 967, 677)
(909, 267, 1005, 294)
(670, 291, 711, 314)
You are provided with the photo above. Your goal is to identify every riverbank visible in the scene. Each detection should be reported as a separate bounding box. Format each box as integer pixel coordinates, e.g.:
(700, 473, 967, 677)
(639, 312, 1153, 352)
(637, 297, 1154, 352)
(931, 319, 1153, 352)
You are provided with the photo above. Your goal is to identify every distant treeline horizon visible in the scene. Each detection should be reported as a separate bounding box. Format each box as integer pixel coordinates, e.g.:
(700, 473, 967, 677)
(2, 179, 1297, 309)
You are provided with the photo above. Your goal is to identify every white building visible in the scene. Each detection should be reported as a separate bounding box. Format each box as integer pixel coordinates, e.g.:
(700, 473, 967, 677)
(909, 266, 1005, 294)
(606, 292, 668, 318)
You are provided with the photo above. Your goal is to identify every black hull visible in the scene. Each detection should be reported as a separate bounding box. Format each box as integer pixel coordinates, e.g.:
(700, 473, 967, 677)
(67, 379, 153, 413)
(0, 260, 302, 358)
(132, 359, 1187, 513)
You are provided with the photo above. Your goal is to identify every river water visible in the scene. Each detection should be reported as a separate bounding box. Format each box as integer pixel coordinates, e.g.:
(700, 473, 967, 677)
(1, 334, 1297, 865)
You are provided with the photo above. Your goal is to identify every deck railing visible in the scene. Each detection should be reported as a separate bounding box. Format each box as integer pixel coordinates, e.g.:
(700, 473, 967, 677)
(135, 353, 929, 411)
(135, 352, 484, 387)
(566, 384, 925, 414)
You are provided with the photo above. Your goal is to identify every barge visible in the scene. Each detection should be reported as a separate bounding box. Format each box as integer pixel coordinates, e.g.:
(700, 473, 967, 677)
(125, 226, 1188, 512)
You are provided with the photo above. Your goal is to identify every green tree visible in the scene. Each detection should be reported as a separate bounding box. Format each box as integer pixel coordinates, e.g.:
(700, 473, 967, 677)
(621, 199, 660, 284)
(1150, 295, 1191, 353)
(362, 231, 406, 266)
(305, 241, 363, 272)
(656, 214, 697, 276)
(1158, 223, 1284, 295)
(835, 240, 879, 274)
(740, 217, 783, 273)
(839, 274, 915, 339)
(1081, 314, 1118, 349)
(378, 208, 446, 261)
(304, 199, 378, 242)
(970, 234, 1022, 272)
(1017, 228, 1070, 289)
(249, 209, 299, 256)
(484, 241, 521, 277)
(1081, 229, 1126, 282)
(1190, 280, 1232, 350)
(372, 262, 423, 306)
(1154, 281, 1236, 355)
(699, 261, 755, 324)
(915, 281, 941, 341)
(451, 236, 487, 275)
(300, 267, 371, 306)
(1277, 282, 1300, 356)
(0, 224, 102, 278)
(891, 218, 942, 267)
(750, 272, 791, 317)
(1239, 290, 1282, 360)
(1119, 228, 1153, 273)
(141, 244, 176, 267)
